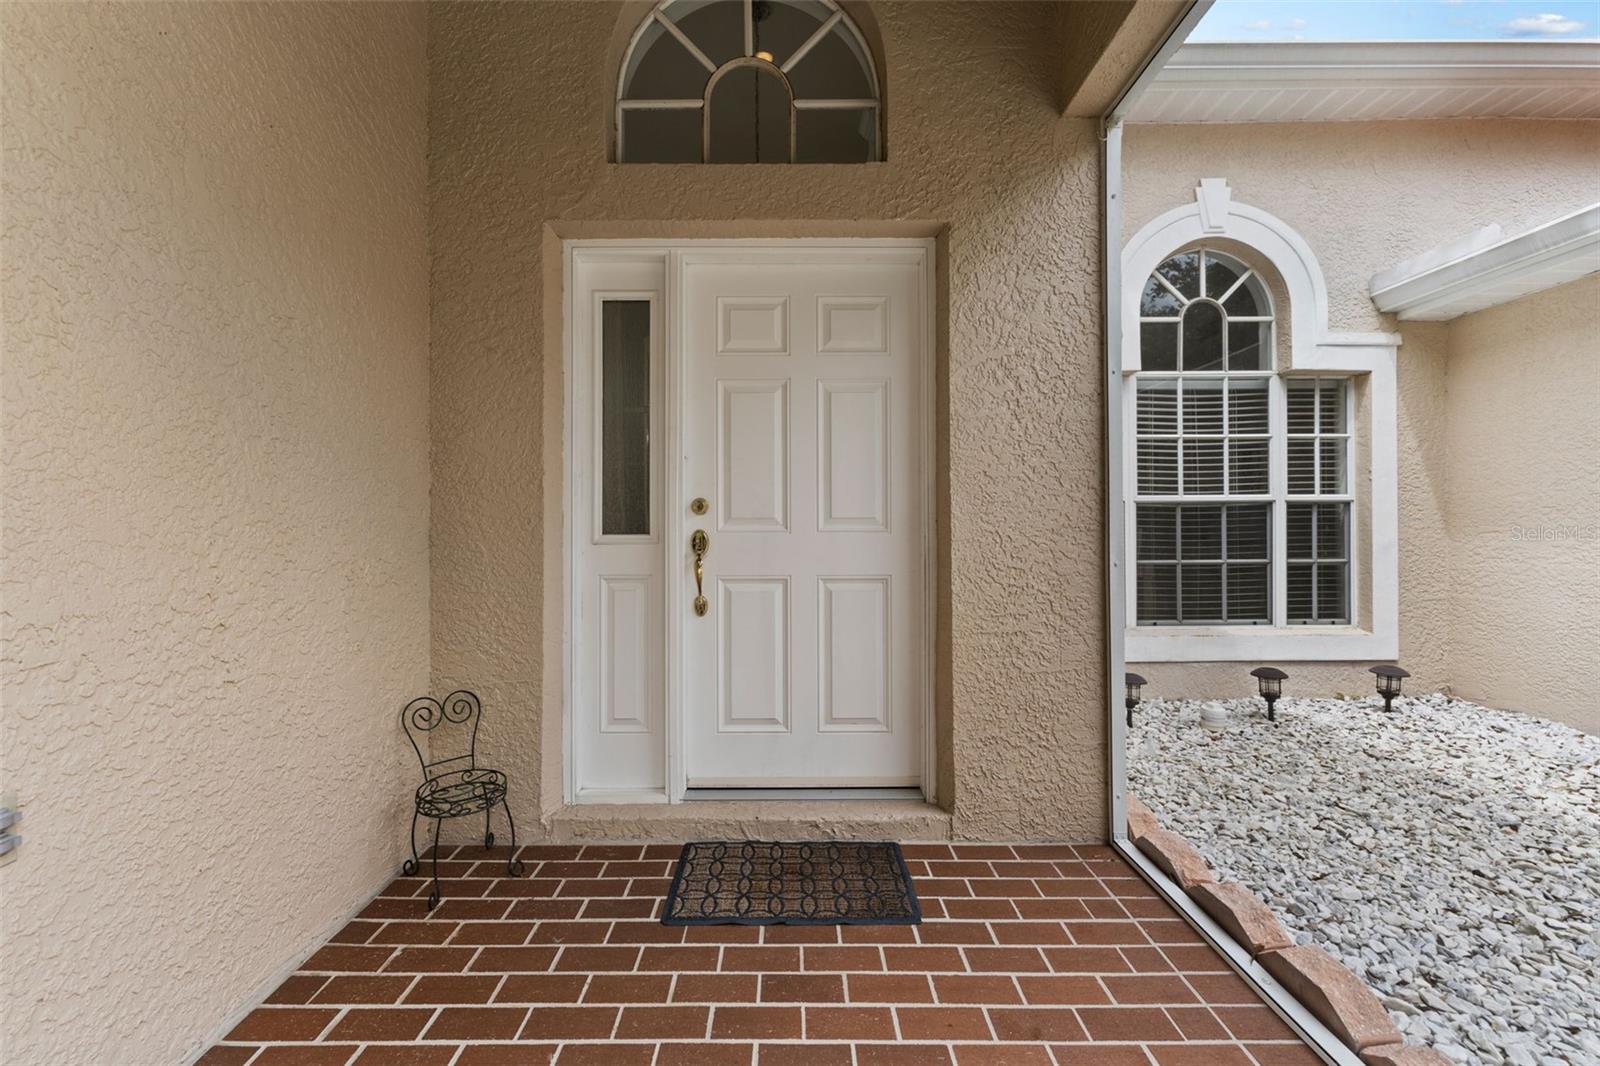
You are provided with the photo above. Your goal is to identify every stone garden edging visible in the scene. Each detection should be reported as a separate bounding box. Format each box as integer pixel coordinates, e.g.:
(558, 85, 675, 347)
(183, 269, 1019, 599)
(1126, 795, 1455, 1065)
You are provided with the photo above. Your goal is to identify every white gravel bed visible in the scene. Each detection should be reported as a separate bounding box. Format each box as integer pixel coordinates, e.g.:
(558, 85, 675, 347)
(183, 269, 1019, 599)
(1128, 692, 1600, 1065)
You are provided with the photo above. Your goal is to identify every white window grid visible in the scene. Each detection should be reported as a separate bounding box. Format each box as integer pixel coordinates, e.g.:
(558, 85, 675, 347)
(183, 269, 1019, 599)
(1129, 248, 1357, 630)
(1134, 370, 1275, 625)
(1134, 375, 1274, 498)
(1285, 377, 1354, 624)
(1134, 502, 1274, 626)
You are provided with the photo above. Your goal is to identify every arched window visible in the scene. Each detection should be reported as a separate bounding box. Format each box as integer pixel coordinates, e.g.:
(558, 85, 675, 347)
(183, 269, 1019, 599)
(1133, 248, 1352, 627)
(616, 0, 882, 164)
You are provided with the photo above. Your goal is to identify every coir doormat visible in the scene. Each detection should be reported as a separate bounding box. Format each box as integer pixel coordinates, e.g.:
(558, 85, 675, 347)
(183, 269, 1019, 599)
(661, 840, 921, 925)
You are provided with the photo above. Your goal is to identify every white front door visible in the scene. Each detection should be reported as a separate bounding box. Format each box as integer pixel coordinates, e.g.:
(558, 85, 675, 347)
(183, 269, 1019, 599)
(680, 254, 925, 787)
(569, 243, 929, 800)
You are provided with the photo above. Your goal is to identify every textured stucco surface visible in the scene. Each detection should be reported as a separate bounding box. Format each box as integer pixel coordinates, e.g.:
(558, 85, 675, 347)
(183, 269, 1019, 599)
(1122, 120, 1598, 702)
(1442, 276, 1599, 733)
(1059, 0, 1188, 117)
(1, 5, 431, 1063)
(429, 1, 1109, 842)
(1124, 121, 1600, 334)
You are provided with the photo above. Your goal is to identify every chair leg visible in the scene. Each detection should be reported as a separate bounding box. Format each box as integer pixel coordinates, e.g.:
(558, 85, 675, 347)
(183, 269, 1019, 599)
(402, 807, 420, 877)
(502, 798, 524, 877)
(427, 817, 442, 912)
(483, 804, 494, 849)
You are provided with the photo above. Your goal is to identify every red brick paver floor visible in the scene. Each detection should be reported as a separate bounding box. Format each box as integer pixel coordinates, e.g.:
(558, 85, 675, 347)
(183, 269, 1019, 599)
(200, 843, 1319, 1066)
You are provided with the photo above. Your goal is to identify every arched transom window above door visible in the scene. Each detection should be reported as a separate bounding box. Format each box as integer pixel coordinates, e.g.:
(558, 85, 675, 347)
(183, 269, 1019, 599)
(616, 0, 882, 164)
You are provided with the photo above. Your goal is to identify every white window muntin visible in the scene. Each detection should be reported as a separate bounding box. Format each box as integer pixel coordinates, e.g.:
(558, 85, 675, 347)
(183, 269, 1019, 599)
(1135, 377, 1357, 629)
(1130, 247, 1356, 630)
(1284, 377, 1354, 624)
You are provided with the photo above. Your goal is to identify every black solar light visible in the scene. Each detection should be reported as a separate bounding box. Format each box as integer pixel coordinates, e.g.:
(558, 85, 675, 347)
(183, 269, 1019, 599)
(1369, 664, 1410, 713)
(1125, 672, 1147, 728)
(1250, 666, 1288, 723)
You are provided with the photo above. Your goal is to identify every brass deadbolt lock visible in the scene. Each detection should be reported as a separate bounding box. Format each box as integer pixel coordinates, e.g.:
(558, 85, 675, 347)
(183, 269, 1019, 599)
(690, 497, 709, 515)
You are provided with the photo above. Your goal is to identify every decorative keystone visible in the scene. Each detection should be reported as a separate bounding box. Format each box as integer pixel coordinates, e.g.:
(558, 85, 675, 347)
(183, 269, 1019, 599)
(1190, 881, 1292, 956)
(1196, 177, 1233, 233)
(1361, 1044, 1459, 1066)
(1125, 795, 1159, 841)
(1136, 828, 1216, 889)
(1261, 945, 1404, 1052)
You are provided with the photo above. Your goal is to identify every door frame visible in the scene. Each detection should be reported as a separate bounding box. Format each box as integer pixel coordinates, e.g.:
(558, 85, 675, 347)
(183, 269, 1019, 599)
(563, 238, 938, 805)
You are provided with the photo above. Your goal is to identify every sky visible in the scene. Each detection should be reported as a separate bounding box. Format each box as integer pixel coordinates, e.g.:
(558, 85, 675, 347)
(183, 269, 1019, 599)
(1189, 0, 1600, 41)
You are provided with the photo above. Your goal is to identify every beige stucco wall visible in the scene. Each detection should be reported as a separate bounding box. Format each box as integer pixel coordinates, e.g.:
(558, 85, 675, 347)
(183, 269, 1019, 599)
(1, 4, 430, 1063)
(1058, 0, 1189, 117)
(1124, 121, 1600, 335)
(1442, 275, 1599, 733)
(1123, 120, 1599, 703)
(429, 1, 1109, 842)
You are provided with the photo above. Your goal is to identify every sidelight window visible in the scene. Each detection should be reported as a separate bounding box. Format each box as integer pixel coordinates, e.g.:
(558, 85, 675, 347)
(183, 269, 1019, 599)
(600, 300, 654, 536)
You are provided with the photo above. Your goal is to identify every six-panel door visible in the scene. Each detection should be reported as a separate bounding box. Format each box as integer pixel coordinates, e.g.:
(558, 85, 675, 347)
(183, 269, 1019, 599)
(681, 258, 924, 787)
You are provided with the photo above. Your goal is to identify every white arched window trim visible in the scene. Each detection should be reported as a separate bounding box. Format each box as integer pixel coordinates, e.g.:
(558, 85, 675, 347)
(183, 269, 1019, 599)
(1121, 179, 1401, 663)
(614, 0, 882, 163)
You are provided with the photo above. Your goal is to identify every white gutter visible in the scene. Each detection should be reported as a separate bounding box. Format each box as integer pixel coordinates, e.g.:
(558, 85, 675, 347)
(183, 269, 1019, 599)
(1128, 40, 1600, 124)
(1159, 39, 1600, 77)
(1101, 11, 1363, 1065)
(1370, 203, 1600, 320)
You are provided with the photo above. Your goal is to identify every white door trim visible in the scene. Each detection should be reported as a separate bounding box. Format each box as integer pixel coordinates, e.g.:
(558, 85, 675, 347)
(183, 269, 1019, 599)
(563, 238, 938, 805)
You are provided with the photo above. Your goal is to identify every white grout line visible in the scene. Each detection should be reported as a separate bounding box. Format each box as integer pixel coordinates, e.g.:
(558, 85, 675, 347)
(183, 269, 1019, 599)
(204, 845, 1328, 1059)
(314, 1006, 349, 1042)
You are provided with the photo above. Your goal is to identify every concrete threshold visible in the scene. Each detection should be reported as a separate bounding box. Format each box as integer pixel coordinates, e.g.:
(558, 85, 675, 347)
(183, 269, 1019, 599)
(544, 798, 952, 843)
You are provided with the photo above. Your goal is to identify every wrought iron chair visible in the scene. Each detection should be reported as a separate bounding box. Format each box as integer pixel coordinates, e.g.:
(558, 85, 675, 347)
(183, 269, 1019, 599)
(401, 690, 525, 909)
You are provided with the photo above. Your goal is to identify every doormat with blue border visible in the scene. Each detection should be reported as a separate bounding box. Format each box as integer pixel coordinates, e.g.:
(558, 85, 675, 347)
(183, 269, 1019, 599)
(661, 840, 921, 925)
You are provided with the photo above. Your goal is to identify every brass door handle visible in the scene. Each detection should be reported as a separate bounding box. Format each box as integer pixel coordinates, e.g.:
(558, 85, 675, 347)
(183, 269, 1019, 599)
(691, 529, 709, 616)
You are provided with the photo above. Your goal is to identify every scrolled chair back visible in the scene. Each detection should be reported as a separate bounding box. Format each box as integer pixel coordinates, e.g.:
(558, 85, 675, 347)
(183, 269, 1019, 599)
(401, 690, 482, 782)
